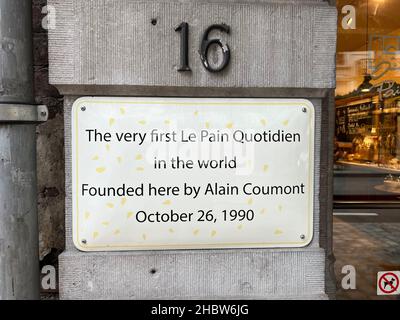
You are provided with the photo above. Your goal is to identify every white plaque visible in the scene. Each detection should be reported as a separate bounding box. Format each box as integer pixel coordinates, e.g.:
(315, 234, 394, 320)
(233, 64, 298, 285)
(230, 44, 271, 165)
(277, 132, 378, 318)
(72, 97, 314, 251)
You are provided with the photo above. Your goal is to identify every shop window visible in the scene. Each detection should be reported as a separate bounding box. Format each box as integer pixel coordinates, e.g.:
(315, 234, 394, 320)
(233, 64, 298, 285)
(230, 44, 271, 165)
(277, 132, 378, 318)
(335, 0, 400, 204)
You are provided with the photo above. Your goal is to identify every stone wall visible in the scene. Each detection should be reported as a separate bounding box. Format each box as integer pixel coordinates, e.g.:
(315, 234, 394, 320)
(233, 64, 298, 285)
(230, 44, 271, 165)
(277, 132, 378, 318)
(49, 0, 337, 299)
(33, 0, 65, 261)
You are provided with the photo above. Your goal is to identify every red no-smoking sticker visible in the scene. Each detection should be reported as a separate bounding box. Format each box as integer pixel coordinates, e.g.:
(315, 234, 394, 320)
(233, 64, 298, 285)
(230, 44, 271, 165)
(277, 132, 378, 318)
(377, 271, 400, 295)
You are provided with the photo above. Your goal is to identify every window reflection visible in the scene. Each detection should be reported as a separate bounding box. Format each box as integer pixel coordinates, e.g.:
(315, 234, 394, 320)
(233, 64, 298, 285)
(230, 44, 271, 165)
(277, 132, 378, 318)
(336, 0, 400, 200)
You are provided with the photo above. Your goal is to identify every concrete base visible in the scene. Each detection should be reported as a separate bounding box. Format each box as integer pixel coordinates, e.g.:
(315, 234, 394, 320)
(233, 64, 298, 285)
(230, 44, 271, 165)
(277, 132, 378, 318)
(59, 248, 327, 299)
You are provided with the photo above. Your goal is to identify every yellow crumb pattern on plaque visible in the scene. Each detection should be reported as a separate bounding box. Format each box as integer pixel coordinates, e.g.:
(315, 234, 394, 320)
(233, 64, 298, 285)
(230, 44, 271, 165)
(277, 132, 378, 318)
(135, 154, 143, 160)
(106, 144, 110, 152)
(164, 119, 170, 125)
(109, 117, 115, 126)
(226, 122, 233, 129)
(106, 203, 114, 208)
(260, 208, 267, 215)
(205, 122, 210, 129)
(93, 231, 99, 239)
(194, 111, 199, 116)
(84, 211, 91, 220)
(247, 197, 253, 205)
(120, 107, 126, 115)
(92, 155, 99, 160)
(142, 234, 147, 240)
(136, 167, 144, 172)
(113, 229, 120, 235)
(211, 230, 217, 237)
(138, 120, 146, 125)
(96, 167, 106, 173)
(237, 224, 243, 230)
(274, 228, 284, 235)
(278, 204, 283, 212)
(282, 119, 289, 126)
(163, 200, 171, 205)
(193, 229, 200, 236)
(263, 164, 269, 172)
(127, 211, 134, 219)
(101, 221, 110, 226)
(260, 119, 267, 126)
(117, 156, 122, 163)
(168, 228, 175, 233)
(121, 197, 127, 206)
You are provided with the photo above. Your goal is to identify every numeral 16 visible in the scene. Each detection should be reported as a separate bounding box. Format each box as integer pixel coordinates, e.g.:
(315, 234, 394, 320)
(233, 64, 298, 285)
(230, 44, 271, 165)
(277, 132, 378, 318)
(175, 22, 231, 73)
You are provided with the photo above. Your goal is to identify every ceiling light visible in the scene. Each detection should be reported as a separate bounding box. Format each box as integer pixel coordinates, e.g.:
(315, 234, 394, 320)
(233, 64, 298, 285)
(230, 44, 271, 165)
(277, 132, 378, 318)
(358, 74, 373, 93)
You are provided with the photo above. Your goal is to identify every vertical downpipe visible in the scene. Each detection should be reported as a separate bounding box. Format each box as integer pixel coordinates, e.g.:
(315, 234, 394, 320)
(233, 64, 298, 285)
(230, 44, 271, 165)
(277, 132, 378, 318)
(0, 0, 39, 299)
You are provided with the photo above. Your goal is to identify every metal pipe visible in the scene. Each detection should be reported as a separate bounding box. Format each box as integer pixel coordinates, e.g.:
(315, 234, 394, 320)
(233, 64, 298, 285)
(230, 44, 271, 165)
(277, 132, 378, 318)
(0, 0, 39, 299)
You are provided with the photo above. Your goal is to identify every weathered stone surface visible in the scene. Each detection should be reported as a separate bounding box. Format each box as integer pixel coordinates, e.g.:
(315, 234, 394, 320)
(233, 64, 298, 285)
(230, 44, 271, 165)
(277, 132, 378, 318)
(36, 112, 65, 260)
(59, 248, 326, 299)
(33, 0, 65, 260)
(49, 0, 337, 90)
(49, 0, 337, 299)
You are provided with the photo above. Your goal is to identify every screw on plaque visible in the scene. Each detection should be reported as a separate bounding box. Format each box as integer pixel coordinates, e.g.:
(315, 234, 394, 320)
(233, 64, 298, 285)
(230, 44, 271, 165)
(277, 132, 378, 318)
(81, 239, 87, 245)
(300, 234, 306, 240)
(81, 106, 86, 112)
(302, 107, 307, 113)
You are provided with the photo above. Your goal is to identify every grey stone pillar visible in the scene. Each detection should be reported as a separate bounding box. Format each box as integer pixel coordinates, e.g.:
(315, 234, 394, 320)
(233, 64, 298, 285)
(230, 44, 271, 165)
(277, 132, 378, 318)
(49, 0, 337, 299)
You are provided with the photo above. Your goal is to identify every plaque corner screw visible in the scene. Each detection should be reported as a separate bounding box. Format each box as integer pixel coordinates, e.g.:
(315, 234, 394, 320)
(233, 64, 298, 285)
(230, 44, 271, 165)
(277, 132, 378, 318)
(300, 234, 306, 240)
(81, 239, 87, 245)
(81, 106, 86, 112)
(302, 107, 307, 113)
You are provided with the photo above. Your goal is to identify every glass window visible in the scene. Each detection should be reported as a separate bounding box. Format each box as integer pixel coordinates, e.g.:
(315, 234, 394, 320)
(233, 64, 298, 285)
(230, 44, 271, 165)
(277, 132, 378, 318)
(336, 0, 400, 203)
(335, 0, 400, 300)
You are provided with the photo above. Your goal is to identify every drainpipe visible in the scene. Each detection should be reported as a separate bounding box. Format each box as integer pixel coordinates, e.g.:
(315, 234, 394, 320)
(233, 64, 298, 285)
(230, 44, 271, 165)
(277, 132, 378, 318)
(0, 0, 47, 300)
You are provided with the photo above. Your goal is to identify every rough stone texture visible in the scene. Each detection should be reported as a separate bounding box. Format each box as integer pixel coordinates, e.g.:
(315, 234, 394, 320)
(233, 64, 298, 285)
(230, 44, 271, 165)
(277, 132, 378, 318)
(48, 0, 337, 299)
(48, 0, 337, 90)
(321, 90, 336, 298)
(33, 0, 65, 260)
(60, 248, 326, 299)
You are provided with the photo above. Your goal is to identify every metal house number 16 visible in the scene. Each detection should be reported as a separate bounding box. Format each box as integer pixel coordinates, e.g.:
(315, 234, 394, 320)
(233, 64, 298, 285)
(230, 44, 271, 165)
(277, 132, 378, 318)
(175, 22, 231, 73)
